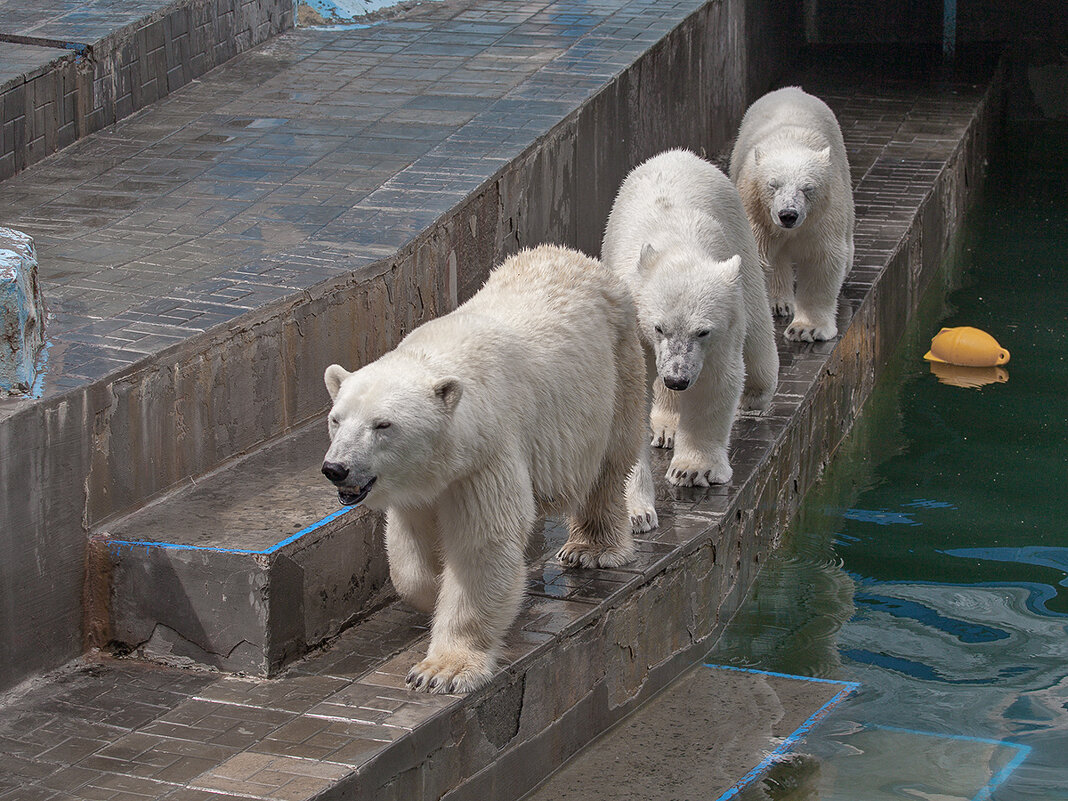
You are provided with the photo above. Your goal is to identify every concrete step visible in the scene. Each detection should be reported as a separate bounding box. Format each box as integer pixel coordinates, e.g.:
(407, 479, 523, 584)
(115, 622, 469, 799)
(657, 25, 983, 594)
(0, 0, 293, 181)
(89, 418, 390, 676)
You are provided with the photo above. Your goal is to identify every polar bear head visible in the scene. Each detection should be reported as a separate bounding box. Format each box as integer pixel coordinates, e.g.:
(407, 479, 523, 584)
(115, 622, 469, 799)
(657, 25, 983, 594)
(753, 145, 832, 230)
(636, 245, 743, 391)
(322, 360, 462, 509)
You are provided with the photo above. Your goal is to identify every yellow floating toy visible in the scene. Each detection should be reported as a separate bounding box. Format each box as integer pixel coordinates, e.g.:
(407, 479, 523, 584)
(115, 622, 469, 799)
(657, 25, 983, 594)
(924, 326, 1010, 367)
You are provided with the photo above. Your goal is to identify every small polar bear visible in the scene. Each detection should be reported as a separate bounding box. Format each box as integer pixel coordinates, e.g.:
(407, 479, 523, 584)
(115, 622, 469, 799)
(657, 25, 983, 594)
(321, 244, 644, 694)
(730, 86, 855, 342)
(601, 149, 779, 527)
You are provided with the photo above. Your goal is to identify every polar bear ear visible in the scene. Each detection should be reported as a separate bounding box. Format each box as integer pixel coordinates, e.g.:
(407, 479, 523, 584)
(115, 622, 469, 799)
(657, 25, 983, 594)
(433, 376, 463, 413)
(324, 364, 351, 401)
(816, 146, 832, 163)
(638, 243, 659, 273)
(723, 254, 742, 281)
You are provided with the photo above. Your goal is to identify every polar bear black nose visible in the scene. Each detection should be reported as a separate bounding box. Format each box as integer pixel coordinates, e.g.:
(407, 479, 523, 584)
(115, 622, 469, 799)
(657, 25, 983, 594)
(778, 209, 799, 227)
(663, 376, 691, 391)
(322, 461, 349, 482)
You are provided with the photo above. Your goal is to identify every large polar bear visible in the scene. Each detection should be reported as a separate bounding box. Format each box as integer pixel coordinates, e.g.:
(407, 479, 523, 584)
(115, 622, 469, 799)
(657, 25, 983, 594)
(602, 149, 779, 527)
(321, 245, 644, 694)
(730, 86, 855, 342)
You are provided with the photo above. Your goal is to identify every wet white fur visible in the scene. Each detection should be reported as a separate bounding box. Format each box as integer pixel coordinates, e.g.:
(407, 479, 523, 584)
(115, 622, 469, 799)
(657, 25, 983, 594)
(731, 87, 855, 341)
(602, 149, 779, 516)
(323, 245, 644, 694)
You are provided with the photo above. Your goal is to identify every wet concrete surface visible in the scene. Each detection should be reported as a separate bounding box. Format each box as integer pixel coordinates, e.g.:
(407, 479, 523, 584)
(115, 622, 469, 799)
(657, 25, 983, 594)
(522, 665, 850, 801)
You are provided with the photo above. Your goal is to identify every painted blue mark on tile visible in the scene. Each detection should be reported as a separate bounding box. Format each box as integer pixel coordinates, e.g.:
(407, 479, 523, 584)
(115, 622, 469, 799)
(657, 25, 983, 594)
(870, 724, 1030, 801)
(842, 507, 921, 526)
(105, 505, 359, 556)
(703, 664, 860, 801)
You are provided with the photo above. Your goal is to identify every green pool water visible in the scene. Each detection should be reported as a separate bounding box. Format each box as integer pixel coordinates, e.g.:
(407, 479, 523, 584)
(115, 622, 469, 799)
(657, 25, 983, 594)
(707, 120, 1068, 800)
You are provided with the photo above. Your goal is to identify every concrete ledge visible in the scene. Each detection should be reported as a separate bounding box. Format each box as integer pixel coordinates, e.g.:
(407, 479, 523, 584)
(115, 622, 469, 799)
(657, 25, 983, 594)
(91, 420, 390, 675)
(0, 0, 294, 181)
(0, 226, 44, 394)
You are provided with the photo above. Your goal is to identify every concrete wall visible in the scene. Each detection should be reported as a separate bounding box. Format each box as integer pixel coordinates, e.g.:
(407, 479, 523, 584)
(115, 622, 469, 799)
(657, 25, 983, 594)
(0, 0, 801, 692)
(0, 0, 294, 181)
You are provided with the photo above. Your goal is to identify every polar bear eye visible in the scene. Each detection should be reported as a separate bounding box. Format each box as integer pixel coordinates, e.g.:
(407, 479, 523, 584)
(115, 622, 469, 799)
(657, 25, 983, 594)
(696, 330, 711, 338)
(654, 324, 664, 335)
(768, 180, 781, 190)
(373, 420, 392, 430)
(800, 184, 815, 195)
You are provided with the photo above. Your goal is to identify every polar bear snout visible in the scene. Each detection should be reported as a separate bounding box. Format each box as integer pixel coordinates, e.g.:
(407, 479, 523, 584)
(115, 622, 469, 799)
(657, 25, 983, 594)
(777, 208, 800, 228)
(321, 461, 349, 482)
(663, 375, 691, 391)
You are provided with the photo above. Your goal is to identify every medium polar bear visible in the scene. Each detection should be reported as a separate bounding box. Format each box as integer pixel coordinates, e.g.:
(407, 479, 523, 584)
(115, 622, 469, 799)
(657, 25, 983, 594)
(730, 86, 855, 342)
(321, 244, 644, 694)
(601, 149, 779, 526)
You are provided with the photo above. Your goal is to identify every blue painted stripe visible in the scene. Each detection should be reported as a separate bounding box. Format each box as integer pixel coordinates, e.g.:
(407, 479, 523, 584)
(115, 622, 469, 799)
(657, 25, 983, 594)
(869, 724, 1031, 801)
(703, 665, 859, 801)
(704, 663, 861, 687)
(105, 505, 358, 556)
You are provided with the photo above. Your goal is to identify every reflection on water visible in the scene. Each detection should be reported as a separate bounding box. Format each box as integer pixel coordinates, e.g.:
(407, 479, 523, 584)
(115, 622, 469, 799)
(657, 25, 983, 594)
(707, 121, 1068, 799)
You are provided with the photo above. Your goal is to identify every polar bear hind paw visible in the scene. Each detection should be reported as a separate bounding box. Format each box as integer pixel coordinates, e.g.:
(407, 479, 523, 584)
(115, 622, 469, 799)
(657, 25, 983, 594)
(784, 319, 837, 342)
(667, 455, 732, 487)
(557, 540, 635, 569)
(406, 653, 494, 695)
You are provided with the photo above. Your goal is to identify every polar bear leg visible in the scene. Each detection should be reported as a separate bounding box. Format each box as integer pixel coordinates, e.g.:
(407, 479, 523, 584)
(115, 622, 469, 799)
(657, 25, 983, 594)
(649, 377, 679, 449)
(625, 445, 658, 535)
(741, 306, 779, 412)
(407, 467, 534, 695)
(385, 507, 441, 614)
(667, 369, 740, 487)
(559, 445, 636, 568)
(767, 251, 795, 318)
(787, 244, 848, 342)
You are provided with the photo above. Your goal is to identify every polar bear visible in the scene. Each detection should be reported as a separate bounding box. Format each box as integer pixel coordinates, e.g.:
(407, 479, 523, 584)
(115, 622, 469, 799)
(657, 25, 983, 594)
(730, 86, 855, 342)
(321, 245, 644, 694)
(602, 149, 779, 525)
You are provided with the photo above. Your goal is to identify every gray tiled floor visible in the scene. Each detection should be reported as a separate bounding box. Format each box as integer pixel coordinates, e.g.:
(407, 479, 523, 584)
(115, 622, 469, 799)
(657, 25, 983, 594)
(1, 0, 700, 388)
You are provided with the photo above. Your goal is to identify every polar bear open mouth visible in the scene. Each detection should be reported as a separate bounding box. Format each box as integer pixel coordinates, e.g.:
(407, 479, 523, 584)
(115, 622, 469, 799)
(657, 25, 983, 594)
(338, 477, 376, 506)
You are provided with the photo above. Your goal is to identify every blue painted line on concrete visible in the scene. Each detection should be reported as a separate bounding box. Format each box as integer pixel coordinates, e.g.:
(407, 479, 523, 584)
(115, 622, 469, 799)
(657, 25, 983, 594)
(105, 504, 358, 555)
(703, 664, 860, 801)
(870, 724, 1031, 801)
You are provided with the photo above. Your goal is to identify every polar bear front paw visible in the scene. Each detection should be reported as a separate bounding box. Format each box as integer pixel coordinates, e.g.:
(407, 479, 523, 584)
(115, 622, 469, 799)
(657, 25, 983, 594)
(649, 409, 678, 449)
(406, 652, 494, 695)
(771, 297, 794, 317)
(667, 452, 732, 487)
(784, 318, 837, 342)
(628, 506, 658, 535)
(557, 540, 635, 569)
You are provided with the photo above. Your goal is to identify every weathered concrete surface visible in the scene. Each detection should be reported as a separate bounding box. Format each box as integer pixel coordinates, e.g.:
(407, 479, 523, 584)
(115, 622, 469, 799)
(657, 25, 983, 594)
(0, 0, 801, 692)
(90, 420, 391, 675)
(523, 665, 848, 801)
(0, 0, 294, 181)
(0, 227, 44, 395)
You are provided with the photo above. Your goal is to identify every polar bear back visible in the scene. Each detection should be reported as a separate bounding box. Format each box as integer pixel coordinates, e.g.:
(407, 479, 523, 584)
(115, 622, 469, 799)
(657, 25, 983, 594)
(729, 87, 848, 182)
(602, 149, 759, 281)
(397, 244, 640, 505)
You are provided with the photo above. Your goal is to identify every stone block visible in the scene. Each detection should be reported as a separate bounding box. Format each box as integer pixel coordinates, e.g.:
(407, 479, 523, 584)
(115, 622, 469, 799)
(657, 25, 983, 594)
(0, 227, 45, 395)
